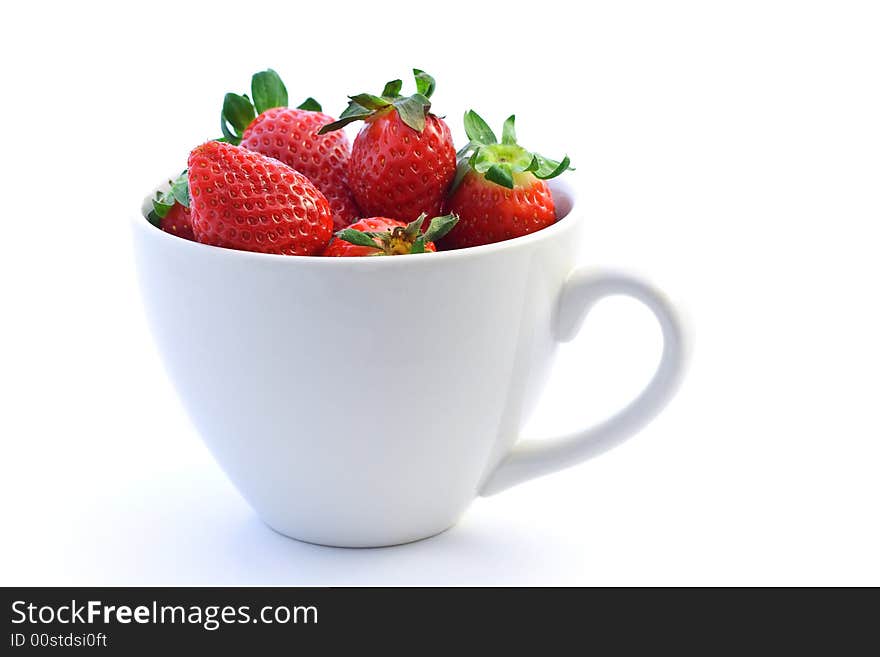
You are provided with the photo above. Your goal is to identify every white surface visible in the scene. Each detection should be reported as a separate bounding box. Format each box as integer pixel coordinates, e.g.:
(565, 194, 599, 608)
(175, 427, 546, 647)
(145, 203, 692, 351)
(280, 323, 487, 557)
(1, 0, 879, 585)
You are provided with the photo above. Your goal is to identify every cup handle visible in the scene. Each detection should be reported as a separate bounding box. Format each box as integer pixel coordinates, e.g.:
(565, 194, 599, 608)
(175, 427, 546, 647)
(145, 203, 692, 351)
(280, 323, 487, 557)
(480, 267, 688, 496)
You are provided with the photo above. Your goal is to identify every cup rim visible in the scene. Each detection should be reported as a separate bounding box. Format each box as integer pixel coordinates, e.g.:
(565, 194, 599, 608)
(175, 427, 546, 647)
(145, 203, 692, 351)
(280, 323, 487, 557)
(135, 175, 579, 266)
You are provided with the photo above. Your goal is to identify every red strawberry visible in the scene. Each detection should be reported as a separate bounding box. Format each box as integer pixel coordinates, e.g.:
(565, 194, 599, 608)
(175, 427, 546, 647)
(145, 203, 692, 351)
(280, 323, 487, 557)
(319, 70, 456, 223)
(161, 204, 195, 241)
(323, 213, 458, 257)
(147, 171, 195, 241)
(443, 111, 572, 249)
(187, 141, 333, 256)
(221, 69, 360, 230)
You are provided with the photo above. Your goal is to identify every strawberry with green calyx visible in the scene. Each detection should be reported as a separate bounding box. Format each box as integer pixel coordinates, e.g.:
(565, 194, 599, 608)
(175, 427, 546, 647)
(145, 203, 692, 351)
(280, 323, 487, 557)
(147, 170, 195, 241)
(319, 70, 456, 223)
(220, 69, 360, 230)
(323, 213, 459, 257)
(220, 69, 320, 144)
(443, 110, 573, 249)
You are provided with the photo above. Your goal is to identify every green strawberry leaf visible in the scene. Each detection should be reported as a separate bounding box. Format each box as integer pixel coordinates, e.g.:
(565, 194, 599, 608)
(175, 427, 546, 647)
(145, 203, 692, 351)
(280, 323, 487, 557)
(449, 158, 472, 194)
(318, 100, 375, 133)
(382, 79, 403, 98)
(146, 208, 164, 227)
(469, 147, 495, 174)
(221, 93, 256, 145)
(410, 236, 427, 254)
(485, 164, 515, 189)
(392, 94, 431, 132)
(456, 141, 475, 159)
(526, 153, 573, 179)
(463, 110, 497, 145)
(350, 93, 392, 111)
(149, 171, 189, 225)
(501, 115, 517, 145)
(220, 115, 239, 144)
(170, 172, 189, 208)
(413, 69, 436, 98)
(336, 228, 381, 249)
(339, 99, 375, 119)
(150, 195, 174, 221)
(296, 97, 322, 112)
(318, 115, 368, 133)
(251, 69, 288, 114)
(404, 214, 426, 239)
(423, 213, 459, 243)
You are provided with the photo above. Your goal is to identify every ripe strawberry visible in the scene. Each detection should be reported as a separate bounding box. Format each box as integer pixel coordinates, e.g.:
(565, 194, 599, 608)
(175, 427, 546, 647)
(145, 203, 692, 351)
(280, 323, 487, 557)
(221, 69, 359, 230)
(147, 171, 195, 241)
(187, 141, 333, 256)
(323, 213, 458, 257)
(319, 70, 456, 223)
(443, 111, 572, 249)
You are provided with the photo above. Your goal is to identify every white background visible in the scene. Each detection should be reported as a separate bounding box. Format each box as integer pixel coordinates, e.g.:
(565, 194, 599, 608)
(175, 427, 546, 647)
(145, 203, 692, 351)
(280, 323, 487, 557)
(1, 0, 878, 585)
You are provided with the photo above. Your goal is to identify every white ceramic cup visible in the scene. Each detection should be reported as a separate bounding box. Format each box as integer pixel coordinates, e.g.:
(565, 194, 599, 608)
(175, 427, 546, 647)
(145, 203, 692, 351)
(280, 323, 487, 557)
(133, 177, 687, 547)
